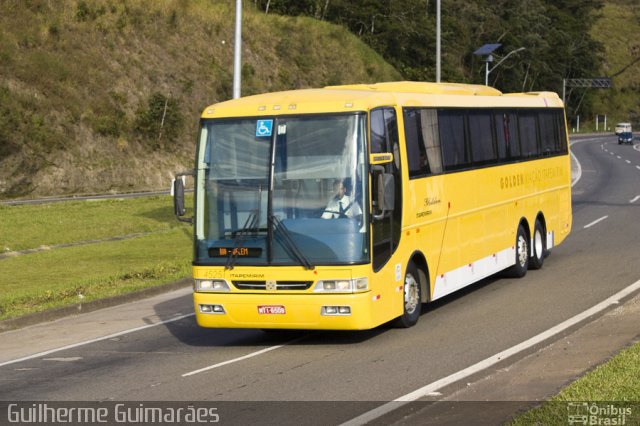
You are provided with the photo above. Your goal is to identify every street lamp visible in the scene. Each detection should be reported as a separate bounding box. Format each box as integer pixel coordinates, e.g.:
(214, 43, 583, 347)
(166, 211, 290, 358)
(474, 44, 525, 86)
(473, 43, 501, 86)
(232, 0, 242, 99)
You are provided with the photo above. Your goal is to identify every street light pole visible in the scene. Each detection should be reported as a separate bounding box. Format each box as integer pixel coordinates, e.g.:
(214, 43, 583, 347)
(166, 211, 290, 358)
(484, 55, 493, 86)
(436, 0, 441, 83)
(232, 0, 242, 99)
(485, 47, 525, 87)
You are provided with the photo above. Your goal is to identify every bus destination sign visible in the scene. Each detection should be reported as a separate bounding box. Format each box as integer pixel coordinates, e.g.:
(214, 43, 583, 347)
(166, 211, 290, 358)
(209, 247, 263, 258)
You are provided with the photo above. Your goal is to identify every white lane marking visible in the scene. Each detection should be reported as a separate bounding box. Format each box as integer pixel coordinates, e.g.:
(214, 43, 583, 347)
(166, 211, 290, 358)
(570, 142, 582, 187)
(569, 137, 605, 188)
(584, 216, 609, 229)
(43, 357, 83, 362)
(637, 166, 640, 170)
(572, 137, 604, 143)
(0, 313, 195, 368)
(617, 155, 622, 159)
(341, 278, 640, 426)
(182, 335, 307, 377)
(626, 160, 631, 164)
(571, 148, 582, 188)
(630, 196, 640, 204)
(634, 144, 640, 152)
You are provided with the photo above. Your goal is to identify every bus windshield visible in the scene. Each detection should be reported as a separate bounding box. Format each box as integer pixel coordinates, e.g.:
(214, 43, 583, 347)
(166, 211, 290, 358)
(194, 113, 369, 267)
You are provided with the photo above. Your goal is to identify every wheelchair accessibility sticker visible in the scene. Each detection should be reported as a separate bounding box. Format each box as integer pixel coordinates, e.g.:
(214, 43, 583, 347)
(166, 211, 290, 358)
(256, 119, 273, 137)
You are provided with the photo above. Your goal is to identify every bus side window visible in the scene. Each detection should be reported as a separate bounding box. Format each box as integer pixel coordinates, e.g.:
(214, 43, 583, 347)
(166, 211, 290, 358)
(539, 111, 557, 156)
(557, 110, 569, 154)
(439, 109, 470, 171)
(403, 108, 442, 178)
(468, 110, 496, 165)
(519, 110, 539, 159)
(404, 109, 428, 177)
(495, 111, 520, 161)
(370, 109, 386, 154)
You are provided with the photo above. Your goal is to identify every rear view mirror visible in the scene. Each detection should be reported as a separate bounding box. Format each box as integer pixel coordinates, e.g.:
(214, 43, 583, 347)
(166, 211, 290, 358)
(173, 178, 186, 217)
(371, 165, 395, 221)
(172, 172, 194, 224)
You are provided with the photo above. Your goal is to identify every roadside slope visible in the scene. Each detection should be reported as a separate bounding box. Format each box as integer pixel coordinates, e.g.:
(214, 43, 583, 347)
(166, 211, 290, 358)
(0, 0, 400, 198)
(590, 0, 640, 128)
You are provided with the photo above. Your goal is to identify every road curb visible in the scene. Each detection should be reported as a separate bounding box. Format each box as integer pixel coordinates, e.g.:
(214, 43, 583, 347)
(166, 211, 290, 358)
(0, 278, 192, 333)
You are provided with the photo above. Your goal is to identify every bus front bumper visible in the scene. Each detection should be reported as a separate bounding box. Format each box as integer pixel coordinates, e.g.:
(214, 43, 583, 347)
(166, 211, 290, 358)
(193, 291, 380, 330)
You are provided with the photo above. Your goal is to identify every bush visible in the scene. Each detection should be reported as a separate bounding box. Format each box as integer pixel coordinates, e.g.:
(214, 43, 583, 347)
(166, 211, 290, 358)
(134, 92, 184, 150)
(95, 110, 126, 137)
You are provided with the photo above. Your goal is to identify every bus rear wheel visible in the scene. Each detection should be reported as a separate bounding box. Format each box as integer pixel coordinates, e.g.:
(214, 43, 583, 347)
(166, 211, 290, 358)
(505, 225, 528, 278)
(394, 263, 422, 328)
(529, 220, 546, 270)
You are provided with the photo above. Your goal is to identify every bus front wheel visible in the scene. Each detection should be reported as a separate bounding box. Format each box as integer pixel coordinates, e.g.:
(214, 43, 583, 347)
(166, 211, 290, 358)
(394, 263, 422, 328)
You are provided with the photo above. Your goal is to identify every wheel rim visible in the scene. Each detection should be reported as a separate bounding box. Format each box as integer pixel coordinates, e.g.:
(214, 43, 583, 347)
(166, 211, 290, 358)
(534, 229, 544, 260)
(404, 273, 420, 315)
(517, 235, 528, 267)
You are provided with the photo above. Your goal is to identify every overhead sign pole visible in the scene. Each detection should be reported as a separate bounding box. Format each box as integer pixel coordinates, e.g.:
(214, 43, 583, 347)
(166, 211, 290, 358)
(233, 0, 242, 99)
(562, 77, 612, 105)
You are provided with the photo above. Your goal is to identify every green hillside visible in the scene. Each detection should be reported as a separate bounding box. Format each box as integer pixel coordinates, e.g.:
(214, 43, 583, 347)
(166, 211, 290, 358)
(590, 0, 640, 129)
(2, 0, 637, 199)
(0, 0, 399, 198)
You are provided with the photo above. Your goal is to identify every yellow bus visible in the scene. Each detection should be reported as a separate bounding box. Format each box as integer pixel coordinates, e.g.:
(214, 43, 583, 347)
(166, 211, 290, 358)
(173, 81, 572, 330)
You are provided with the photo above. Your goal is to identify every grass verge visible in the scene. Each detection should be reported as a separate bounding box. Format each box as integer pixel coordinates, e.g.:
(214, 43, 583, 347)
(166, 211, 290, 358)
(0, 195, 192, 321)
(511, 342, 640, 424)
(0, 196, 182, 252)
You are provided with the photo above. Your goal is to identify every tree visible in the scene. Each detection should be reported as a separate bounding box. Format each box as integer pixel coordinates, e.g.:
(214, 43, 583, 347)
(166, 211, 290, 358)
(257, 0, 604, 118)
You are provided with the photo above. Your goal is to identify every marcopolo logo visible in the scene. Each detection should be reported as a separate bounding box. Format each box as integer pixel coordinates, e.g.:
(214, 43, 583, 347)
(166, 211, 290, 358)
(567, 402, 632, 425)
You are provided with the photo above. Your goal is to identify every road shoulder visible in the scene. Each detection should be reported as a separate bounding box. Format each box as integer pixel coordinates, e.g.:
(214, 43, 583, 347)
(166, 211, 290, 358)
(0, 284, 193, 365)
(375, 291, 640, 425)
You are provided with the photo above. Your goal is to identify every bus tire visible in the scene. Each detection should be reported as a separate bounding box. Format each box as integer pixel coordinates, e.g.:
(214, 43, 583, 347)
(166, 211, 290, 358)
(394, 263, 421, 328)
(505, 225, 528, 278)
(529, 220, 545, 270)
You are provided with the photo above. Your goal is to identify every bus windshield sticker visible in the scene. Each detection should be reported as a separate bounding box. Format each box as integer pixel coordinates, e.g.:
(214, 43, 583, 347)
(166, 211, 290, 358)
(256, 119, 273, 137)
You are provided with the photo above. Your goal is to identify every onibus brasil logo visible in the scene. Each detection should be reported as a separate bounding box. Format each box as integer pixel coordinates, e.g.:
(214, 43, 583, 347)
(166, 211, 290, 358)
(567, 402, 632, 425)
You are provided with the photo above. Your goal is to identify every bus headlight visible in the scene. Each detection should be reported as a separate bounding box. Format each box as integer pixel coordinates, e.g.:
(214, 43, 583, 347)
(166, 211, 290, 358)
(313, 278, 368, 293)
(200, 304, 226, 314)
(195, 279, 230, 292)
(321, 306, 352, 316)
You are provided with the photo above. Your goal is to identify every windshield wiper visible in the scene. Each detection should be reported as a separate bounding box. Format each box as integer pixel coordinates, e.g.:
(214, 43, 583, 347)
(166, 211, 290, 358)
(225, 210, 260, 270)
(269, 215, 314, 270)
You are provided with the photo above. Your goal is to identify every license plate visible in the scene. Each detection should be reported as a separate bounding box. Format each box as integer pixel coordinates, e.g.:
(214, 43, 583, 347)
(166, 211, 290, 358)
(257, 305, 286, 315)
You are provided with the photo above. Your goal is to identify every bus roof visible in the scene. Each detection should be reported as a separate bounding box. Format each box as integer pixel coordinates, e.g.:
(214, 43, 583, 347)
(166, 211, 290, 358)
(201, 81, 563, 119)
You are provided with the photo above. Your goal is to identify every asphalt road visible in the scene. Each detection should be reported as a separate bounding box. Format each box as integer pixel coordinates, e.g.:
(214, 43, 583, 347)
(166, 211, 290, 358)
(1, 134, 639, 425)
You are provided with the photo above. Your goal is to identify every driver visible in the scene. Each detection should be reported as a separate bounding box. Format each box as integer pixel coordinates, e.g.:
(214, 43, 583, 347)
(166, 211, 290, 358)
(322, 179, 361, 219)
